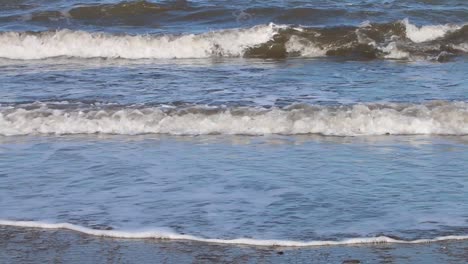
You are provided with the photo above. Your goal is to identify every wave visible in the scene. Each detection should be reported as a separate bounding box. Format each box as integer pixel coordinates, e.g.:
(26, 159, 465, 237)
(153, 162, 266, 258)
(0, 101, 466, 136)
(23, 2, 373, 23)
(9, 0, 468, 29)
(0, 20, 466, 60)
(0, 24, 277, 59)
(1, 220, 467, 247)
(67, 1, 177, 20)
(9, 0, 189, 22)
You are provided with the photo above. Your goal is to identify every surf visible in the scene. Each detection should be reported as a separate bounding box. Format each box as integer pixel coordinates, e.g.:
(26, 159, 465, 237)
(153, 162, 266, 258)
(0, 101, 467, 136)
(0, 20, 466, 61)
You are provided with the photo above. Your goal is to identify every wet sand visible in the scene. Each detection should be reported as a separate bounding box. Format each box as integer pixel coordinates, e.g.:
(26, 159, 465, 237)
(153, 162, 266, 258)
(1, 226, 467, 263)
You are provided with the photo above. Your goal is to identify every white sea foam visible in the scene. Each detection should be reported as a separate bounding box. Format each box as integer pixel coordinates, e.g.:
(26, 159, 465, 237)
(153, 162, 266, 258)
(403, 19, 461, 43)
(0, 24, 278, 60)
(0, 23, 328, 60)
(0, 102, 467, 136)
(1, 220, 467, 247)
(0, 21, 465, 60)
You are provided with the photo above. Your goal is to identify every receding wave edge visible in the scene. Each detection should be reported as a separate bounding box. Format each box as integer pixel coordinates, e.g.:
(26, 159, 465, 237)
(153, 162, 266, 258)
(1, 220, 467, 247)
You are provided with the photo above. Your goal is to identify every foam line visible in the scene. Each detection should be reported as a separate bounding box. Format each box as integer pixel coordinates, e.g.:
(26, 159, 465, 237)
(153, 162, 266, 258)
(1, 220, 467, 247)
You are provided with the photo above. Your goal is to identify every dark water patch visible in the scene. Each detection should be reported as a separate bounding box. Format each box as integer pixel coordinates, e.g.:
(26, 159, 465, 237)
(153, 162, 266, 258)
(404, 9, 468, 24)
(1, 0, 467, 32)
(442, 24, 468, 44)
(29, 11, 64, 23)
(271, 7, 385, 25)
(0, 0, 35, 11)
(68, 1, 172, 20)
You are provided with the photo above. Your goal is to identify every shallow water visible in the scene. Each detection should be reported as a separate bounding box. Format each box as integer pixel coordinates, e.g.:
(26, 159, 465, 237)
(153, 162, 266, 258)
(1, 135, 468, 243)
(0, 0, 467, 246)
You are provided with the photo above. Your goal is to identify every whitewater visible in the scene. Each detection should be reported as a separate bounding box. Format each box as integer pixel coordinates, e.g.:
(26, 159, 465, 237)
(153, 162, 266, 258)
(0, 102, 466, 136)
(0, 20, 466, 60)
(1, 1, 468, 262)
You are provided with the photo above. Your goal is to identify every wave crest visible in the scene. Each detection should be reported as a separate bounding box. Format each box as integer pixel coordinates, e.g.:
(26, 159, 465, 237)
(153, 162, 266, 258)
(0, 20, 466, 60)
(0, 102, 467, 136)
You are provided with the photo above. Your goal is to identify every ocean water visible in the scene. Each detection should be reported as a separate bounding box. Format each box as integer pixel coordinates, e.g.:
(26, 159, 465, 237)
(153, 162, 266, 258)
(0, 0, 467, 247)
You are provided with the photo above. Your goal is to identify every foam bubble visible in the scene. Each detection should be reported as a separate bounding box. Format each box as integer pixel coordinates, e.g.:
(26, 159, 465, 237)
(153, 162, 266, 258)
(1, 220, 467, 247)
(0, 102, 467, 136)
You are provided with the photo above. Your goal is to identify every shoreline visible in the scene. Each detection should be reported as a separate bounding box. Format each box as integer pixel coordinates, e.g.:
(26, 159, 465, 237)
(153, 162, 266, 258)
(2, 226, 468, 263)
(2, 220, 468, 247)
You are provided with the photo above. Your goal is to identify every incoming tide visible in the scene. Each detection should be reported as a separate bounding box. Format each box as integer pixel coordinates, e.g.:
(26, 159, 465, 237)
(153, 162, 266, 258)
(0, 0, 467, 247)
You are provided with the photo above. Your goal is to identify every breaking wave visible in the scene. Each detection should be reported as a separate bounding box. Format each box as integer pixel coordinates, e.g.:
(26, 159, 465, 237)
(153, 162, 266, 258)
(0, 101, 466, 136)
(0, 20, 466, 60)
(0, 24, 277, 60)
(1, 220, 467, 247)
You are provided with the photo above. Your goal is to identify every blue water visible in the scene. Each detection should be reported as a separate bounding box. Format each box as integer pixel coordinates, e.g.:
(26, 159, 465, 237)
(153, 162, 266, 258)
(0, 0, 467, 245)
(1, 135, 468, 242)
